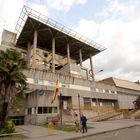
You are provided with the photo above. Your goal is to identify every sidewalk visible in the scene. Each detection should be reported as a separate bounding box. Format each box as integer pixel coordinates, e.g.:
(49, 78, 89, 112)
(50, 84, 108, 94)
(16, 119, 140, 140)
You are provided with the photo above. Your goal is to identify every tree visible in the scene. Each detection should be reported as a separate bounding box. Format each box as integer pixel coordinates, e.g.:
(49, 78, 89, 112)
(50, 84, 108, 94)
(0, 49, 27, 127)
(133, 96, 140, 110)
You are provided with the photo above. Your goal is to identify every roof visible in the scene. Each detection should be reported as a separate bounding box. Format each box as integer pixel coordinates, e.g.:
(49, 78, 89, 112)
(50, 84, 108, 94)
(99, 77, 140, 92)
(14, 5, 105, 63)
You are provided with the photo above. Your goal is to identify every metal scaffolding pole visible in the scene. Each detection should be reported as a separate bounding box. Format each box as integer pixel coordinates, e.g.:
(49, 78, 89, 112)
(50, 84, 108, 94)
(67, 43, 70, 64)
(52, 37, 55, 73)
(79, 48, 83, 67)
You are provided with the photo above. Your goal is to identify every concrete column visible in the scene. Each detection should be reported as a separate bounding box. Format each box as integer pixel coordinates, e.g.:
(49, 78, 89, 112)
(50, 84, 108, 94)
(25, 109, 28, 115)
(33, 30, 37, 49)
(27, 42, 31, 64)
(89, 53, 94, 80)
(32, 108, 34, 114)
(79, 48, 83, 66)
(67, 43, 70, 64)
(52, 37, 55, 73)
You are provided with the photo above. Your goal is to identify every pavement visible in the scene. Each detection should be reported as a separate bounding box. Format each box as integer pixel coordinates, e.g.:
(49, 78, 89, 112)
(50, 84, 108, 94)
(16, 119, 140, 140)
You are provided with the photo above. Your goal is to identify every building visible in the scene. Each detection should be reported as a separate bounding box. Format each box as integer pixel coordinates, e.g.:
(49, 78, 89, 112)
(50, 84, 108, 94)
(1, 6, 140, 124)
(99, 77, 140, 110)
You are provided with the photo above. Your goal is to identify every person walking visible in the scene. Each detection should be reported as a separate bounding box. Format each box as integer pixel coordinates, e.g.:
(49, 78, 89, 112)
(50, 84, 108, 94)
(74, 113, 80, 132)
(81, 114, 87, 133)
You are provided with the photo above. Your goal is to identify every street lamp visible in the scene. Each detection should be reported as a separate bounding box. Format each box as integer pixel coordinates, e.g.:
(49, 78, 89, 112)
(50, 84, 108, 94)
(94, 69, 104, 120)
(94, 69, 104, 76)
(78, 94, 81, 124)
(89, 69, 104, 81)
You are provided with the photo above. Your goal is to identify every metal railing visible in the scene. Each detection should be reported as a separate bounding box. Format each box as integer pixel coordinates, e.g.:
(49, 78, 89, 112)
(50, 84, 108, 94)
(14, 5, 105, 51)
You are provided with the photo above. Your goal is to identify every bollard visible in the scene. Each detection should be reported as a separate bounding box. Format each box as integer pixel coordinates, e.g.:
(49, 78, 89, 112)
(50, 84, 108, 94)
(48, 121, 54, 135)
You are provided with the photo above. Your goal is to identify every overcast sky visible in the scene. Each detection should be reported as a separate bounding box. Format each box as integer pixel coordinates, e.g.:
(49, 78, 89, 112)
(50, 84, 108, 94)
(0, 0, 140, 82)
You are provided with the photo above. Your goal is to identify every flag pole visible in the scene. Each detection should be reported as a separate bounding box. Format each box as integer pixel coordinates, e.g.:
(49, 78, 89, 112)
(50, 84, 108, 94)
(60, 91, 62, 129)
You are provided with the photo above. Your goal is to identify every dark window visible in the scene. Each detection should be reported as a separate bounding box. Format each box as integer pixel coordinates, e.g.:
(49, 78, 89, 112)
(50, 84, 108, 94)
(48, 107, 52, 113)
(28, 108, 31, 114)
(43, 107, 48, 113)
(38, 107, 43, 114)
(37, 106, 57, 114)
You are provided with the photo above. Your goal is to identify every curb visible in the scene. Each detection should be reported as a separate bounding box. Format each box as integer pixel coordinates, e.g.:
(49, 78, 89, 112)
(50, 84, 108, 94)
(64, 124, 139, 140)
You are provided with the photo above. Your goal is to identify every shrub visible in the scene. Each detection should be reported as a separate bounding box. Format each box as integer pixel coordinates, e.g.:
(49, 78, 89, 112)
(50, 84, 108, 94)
(0, 119, 15, 134)
(51, 118, 59, 125)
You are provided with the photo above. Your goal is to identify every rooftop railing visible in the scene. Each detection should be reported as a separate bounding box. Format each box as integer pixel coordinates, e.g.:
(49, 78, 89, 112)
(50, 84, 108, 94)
(14, 5, 105, 51)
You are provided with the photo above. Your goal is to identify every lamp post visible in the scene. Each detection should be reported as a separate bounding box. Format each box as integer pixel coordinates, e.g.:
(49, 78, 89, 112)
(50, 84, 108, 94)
(96, 97, 100, 120)
(94, 69, 104, 120)
(94, 69, 104, 76)
(89, 69, 104, 81)
(78, 94, 81, 124)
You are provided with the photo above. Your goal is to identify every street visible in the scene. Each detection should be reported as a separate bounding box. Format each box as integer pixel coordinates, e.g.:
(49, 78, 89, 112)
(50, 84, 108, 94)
(76, 126, 140, 140)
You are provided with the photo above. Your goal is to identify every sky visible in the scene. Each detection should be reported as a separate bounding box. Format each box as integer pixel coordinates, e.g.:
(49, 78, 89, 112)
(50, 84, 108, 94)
(0, 0, 140, 82)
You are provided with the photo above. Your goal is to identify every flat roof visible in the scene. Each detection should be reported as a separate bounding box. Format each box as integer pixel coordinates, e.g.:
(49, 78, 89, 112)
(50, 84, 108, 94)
(15, 6, 105, 63)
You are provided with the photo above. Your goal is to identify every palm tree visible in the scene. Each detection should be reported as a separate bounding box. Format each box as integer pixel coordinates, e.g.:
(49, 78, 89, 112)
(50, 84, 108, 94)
(0, 49, 27, 127)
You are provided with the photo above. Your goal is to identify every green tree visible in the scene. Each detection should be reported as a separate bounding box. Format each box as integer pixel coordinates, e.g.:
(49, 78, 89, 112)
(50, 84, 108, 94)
(133, 96, 140, 110)
(0, 49, 27, 128)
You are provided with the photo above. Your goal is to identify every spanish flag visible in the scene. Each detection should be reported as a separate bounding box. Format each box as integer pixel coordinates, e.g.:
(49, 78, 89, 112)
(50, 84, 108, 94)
(51, 80, 59, 104)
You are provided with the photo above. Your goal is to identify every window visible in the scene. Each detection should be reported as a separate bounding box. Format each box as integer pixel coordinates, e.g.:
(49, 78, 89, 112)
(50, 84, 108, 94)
(37, 106, 57, 114)
(34, 79, 38, 84)
(95, 88, 99, 92)
(43, 107, 48, 113)
(28, 108, 32, 114)
(109, 90, 112, 94)
(38, 79, 44, 85)
(84, 98, 91, 109)
(103, 89, 105, 93)
(105, 89, 109, 93)
(38, 107, 43, 114)
(112, 102, 114, 107)
(92, 102, 96, 106)
(52, 107, 57, 113)
(99, 102, 103, 106)
(34, 79, 44, 85)
(62, 84, 66, 87)
(49, 107, 52, 113)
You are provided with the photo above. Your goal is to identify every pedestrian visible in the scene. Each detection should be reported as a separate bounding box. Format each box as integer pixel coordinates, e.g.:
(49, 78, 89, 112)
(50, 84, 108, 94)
(81, 114, 87, 133)
(74, 113, 80, 132)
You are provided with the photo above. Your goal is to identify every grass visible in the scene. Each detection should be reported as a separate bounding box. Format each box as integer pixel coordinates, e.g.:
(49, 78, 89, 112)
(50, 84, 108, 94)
(0, 134, 26, 140)
(42, 123, 93, 132)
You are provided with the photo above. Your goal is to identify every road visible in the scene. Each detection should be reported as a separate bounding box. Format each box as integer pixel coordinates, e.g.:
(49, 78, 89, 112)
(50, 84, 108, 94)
(76, 126, 140, 140)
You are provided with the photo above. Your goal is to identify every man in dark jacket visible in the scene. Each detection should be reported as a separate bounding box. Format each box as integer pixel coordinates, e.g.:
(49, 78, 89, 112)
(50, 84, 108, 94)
(81, 114, 87, 133)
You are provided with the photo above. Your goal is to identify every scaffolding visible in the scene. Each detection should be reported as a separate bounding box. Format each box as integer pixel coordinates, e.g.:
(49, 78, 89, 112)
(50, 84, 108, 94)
(14, 5, 105, 51)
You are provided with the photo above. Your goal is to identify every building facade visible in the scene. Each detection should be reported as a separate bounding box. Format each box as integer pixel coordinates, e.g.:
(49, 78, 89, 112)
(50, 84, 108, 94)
(0, 6, 140, 124)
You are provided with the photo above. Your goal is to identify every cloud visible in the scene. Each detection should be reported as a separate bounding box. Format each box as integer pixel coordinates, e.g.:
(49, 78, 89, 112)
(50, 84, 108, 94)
(30, 3, 49, 16)
(75, 0, 140, 81)
(0, 0, 87, 37)
(47, 0, 87, 12)
(0, 0, 26, 32)
(0, 0, 50, 43)
(96, 0, 139, 20)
